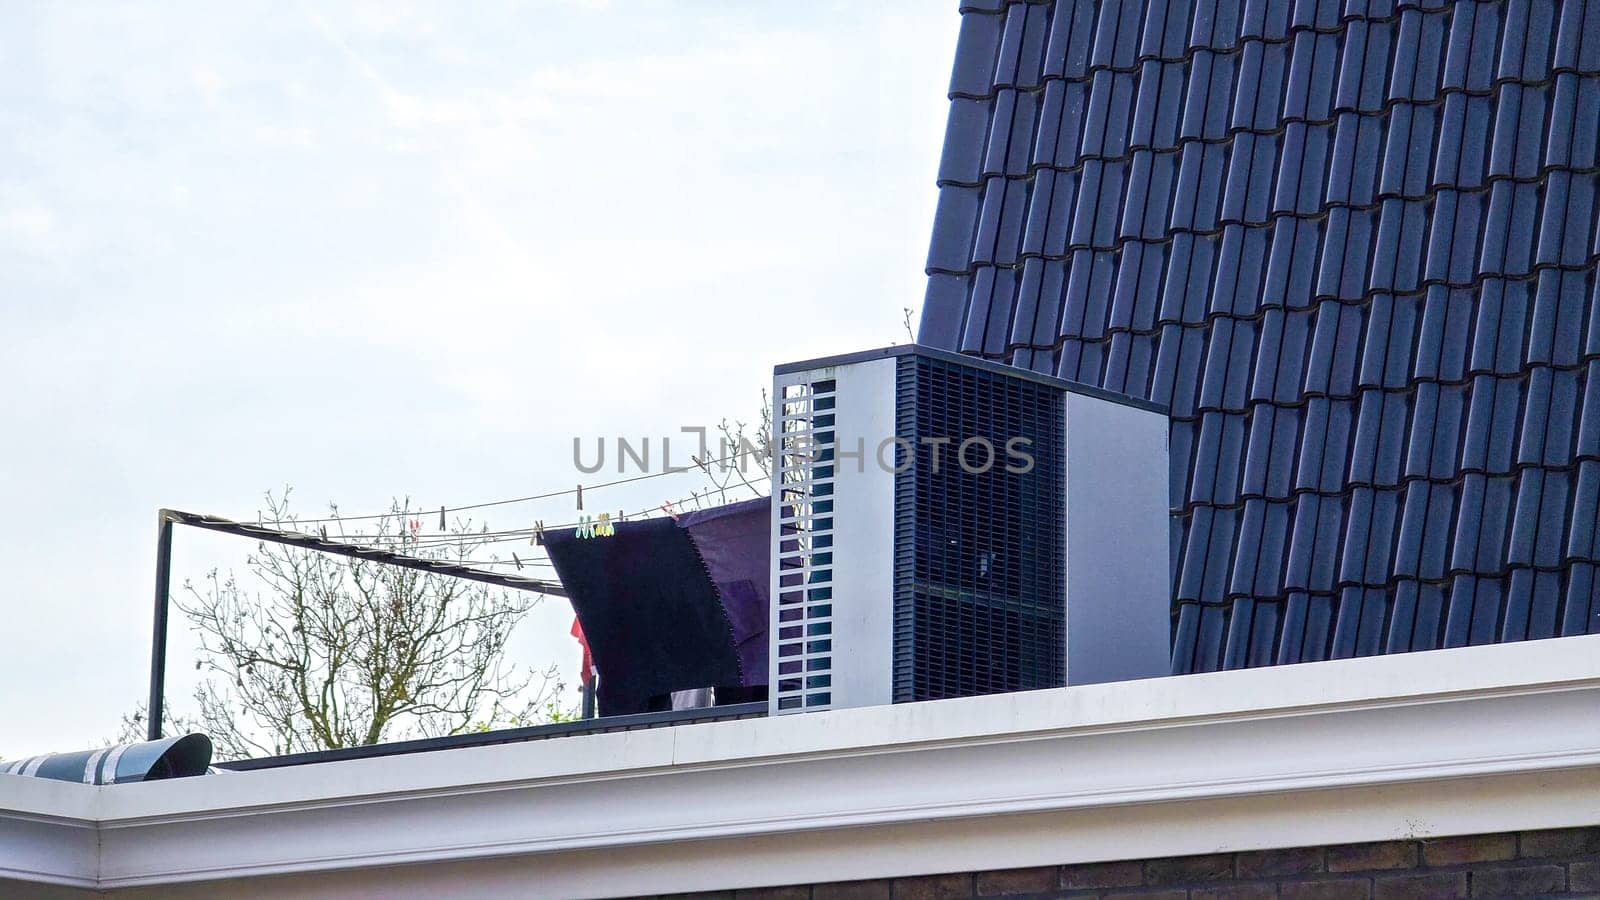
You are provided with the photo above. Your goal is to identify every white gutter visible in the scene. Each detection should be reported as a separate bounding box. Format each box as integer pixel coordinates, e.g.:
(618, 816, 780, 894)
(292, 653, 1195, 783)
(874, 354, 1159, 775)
(5, 634, 1600, 897)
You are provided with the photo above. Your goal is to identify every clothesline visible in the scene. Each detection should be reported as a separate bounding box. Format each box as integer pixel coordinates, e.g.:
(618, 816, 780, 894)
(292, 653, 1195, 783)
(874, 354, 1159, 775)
(274, 448, 765, 527)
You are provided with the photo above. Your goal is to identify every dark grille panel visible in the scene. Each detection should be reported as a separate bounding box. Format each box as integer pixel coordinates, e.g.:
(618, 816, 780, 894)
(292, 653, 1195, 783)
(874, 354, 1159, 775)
(893, 355, 1066, 702)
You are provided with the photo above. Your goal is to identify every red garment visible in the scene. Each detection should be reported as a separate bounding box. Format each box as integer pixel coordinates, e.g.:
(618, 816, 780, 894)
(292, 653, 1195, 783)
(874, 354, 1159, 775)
(570, 616, 595, 682)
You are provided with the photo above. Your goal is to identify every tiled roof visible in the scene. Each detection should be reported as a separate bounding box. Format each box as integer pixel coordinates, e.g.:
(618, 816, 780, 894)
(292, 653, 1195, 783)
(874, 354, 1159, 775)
(917, 0, 1600, 672)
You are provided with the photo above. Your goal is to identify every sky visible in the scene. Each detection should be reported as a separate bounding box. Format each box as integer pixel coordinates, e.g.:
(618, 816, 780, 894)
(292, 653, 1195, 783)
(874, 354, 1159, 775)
(0, 1, 959, 758)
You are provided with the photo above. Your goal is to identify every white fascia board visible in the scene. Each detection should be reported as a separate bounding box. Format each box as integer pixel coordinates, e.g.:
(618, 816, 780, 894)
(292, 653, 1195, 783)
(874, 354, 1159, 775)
(0, 776, 97, 888)
(7, 634, 1600, 895)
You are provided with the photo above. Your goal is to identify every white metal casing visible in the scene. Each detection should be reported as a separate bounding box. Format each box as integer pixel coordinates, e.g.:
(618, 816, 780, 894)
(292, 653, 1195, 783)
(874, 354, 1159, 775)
(770, 356, 899, 715)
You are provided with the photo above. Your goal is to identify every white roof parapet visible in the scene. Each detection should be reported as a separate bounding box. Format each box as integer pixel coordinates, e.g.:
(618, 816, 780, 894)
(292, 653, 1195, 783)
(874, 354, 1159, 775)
(5, 633, 1600, 897)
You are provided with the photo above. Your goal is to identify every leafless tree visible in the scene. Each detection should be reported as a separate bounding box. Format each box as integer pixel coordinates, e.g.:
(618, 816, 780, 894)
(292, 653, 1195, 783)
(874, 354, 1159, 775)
(151, 490, 559, 760)
(688, 391, 772, 507)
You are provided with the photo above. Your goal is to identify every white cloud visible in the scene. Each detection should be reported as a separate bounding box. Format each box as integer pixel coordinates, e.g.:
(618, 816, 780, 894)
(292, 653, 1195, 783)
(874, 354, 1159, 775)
(192, 66, 225, 106)
(0, 205, 55, 240)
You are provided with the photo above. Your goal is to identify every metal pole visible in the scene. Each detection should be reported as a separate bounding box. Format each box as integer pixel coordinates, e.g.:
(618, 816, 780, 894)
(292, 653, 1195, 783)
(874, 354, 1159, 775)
(162, 508, 566, 597)
(580, 676, 597, 719)
(147, 512, 174, 742)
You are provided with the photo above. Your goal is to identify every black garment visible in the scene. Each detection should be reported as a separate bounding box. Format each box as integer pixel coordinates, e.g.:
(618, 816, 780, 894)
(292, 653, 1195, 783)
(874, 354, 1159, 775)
(545, 517, 745, 716)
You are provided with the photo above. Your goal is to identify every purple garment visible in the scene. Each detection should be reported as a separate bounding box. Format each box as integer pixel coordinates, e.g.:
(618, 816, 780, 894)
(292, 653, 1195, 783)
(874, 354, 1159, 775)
(679, 497, 770, 686)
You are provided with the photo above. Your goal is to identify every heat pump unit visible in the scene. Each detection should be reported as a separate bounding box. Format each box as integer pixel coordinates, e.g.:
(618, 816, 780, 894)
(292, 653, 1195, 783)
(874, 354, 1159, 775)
(769, 346, 1170, 715)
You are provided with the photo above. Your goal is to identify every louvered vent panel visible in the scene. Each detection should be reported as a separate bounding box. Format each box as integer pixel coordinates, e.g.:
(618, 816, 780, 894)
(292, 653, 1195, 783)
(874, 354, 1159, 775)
(892, 356, 1066, 702)
(773, 378, 836, 713)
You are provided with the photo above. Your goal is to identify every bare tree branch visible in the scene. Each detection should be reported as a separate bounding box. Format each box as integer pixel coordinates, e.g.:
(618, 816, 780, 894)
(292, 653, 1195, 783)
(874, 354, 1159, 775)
(160, 490, 563, 760)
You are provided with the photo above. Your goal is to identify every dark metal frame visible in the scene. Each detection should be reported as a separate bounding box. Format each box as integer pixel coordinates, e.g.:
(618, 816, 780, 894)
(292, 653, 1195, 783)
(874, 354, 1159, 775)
(147, 508, 568, 742)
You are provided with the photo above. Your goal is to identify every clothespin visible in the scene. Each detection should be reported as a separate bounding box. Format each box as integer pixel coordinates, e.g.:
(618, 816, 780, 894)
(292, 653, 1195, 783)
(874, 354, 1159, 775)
(596, 512, 614, 537)
(531, 520, 545, 546)
(660, 500, 678, 522)
(438, 506, 447, 530)
(319, 525, 327, 540)
(575, 514, 595, 539)
(575, 484, 584, 510)
(512, 553, 524, 571)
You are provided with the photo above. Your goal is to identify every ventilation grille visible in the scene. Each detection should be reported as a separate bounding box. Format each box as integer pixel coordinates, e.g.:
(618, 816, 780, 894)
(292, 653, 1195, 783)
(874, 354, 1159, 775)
(893, 357, 1065, 702)
(773, 377, 836, 713)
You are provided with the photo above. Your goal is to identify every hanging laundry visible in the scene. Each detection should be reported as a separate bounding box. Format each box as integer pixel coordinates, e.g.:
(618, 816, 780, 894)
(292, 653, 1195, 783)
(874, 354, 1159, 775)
(542, 497, 769, 716)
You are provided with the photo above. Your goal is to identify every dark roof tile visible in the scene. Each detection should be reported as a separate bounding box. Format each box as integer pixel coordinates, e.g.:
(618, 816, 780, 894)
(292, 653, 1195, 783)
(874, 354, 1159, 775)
(1331, 585, 1390, 657)
(1033, 78, 1087, 169)
(1109, 237, 1166, 329)
(1232, 498, 1291, 598)
(1591, 273, 1600, 356)
(1337, 19, 1395, 114)
(949, 7, 1006, 98)
(1395, 479, 1455, 578)
(1061, 248, 1116, 339)
(992, 3, 1029, 88)
(1120, 151, 1177, 241)
(1190, 0, 1243, 51)
(1356, 293, 1420, 387)
(1081, 70, 1136, 158)
(919, 273, 969, 349)
(927, 183, 983, 273)
(1295, 396, 1354, 493)
(1507, 466, 1568, 568)
(1441, 0, 1500, 93)
(1276, 123, 1330, 216)
(921, 0, 1600, 672)
(1413, 285, 1473, 381)
(1404, 381, 1467, 480)
(1348, 389, 1410, 486)
(1294, 0, 1344, 33)
(1069, 159, 1128, 249)
(1388, 9, 1448, 103)
(1469, 279, 1530, 375)
(1378, 104, 1436, 201)
(1243, 402, 1300, 499)
(1562, 561, 1598, 633)
(1488, 84, 1548, 180)
(1130, 60, 1186, 150)
(1181, 50, 1238, 140)
(1499, 0, 1557, 84)
(1517, 365, 1580, 467)
(1022, 168, 1075, 258)
(1549, 74, 1600, 170)
(1088, 0, 1141, 70)
(1251, 307, 1314, 403)
(1210, 226, 1269, 316)
(1578, 361, 1600, 459)
(937, 97, 991, 186)
(1339, 486, 1401, 585)
(1551, 0, 1599, 73)
(1571, 461, 1600, 557)
(1145, 0, 1196, 56)
(1287, 491, 1346, 591)
(1432, 94, 1492, 189)
(1042, 0, 1096, 79)
(1460, 374, 1523, 474)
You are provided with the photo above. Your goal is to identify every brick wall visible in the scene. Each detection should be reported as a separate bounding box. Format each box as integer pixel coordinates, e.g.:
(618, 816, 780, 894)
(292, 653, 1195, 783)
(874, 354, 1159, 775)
(661, 827, 1600, 899)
